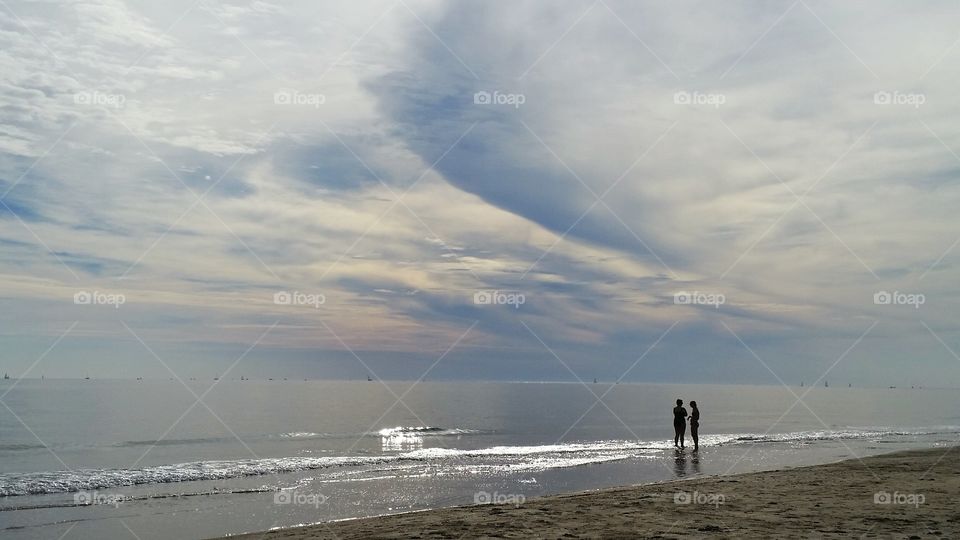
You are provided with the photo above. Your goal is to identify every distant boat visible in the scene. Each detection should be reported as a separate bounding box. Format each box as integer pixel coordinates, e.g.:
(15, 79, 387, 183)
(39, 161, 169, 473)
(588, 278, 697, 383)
(84, 376, 90, 380)
(800, 381, 804, 387)
(824, 380, 828, 388)
(3, 373, 9, 380)
(593, 378, 598, 383)
(367, 375, 373, 382)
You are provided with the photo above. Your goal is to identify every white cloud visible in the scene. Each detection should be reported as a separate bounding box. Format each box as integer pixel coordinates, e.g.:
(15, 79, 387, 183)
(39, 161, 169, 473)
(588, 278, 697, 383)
(2, 0, 959, 384)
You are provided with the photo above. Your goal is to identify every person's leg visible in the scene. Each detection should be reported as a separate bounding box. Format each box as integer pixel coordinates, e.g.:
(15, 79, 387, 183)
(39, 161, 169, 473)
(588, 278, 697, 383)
(679, 424, 686, 448)
(692, 426, 698, 451)
(674, 426, 679, 447)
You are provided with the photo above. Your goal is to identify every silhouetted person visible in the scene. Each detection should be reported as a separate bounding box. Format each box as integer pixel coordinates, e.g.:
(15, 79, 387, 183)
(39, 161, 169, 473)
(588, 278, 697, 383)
(673, 399, 687, 448)
(689, 400, 700, 452)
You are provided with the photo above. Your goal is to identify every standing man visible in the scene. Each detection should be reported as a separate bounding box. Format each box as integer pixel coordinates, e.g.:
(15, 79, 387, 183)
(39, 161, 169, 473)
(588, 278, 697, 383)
(689, 400, 700, 452)
(673, 399, 688, 448)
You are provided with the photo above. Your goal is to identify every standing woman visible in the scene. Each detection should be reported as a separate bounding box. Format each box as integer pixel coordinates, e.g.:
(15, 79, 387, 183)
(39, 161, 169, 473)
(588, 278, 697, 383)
(689, 400, 700, 452)
(673, 399, 687, 448)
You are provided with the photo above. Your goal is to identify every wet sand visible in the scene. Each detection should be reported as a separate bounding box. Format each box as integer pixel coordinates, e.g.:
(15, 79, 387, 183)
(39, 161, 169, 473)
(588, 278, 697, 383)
(231, 447, 959, 539)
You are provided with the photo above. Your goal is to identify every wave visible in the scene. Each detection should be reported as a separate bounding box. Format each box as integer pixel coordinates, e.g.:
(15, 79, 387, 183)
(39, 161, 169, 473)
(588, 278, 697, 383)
(1, 426, 953, 497)
(0, 439, 660, 497)
(377, 426, 482, 437)
(113, 437, 234, 448)
(0, 456, 392, 497)
(98, 427, 485, 449)
(276, 432, 326, 439)
(0, 444, 47, 451)
(727, 428, 953, 445)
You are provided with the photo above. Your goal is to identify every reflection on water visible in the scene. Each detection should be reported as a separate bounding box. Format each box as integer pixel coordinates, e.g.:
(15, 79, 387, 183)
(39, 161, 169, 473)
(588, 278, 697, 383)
(673, 449, 702, 477)
(381, 430, 425, 452)
(673, 449, 686, 476)
(2, 380, 958, 540)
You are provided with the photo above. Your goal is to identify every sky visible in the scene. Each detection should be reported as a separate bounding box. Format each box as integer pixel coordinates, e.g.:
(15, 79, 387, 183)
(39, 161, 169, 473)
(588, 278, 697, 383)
(1, 0, 959, 386)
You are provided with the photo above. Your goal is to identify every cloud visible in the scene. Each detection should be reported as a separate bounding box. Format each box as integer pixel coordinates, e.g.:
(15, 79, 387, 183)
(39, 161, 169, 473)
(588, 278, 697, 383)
(1, 0, 959, 386)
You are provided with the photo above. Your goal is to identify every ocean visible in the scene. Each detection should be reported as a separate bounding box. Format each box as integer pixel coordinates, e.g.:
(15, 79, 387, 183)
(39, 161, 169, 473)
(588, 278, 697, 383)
(1, 379, 957, 539)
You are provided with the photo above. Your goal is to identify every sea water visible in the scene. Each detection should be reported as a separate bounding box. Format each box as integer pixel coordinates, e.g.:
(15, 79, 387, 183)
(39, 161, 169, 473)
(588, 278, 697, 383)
(1, 379, 957, 539)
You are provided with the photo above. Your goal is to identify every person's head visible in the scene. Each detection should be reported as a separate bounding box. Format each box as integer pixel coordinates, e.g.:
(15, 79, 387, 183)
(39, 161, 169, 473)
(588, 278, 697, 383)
(690, 400, 698, 408)
(676, 399, 683, 406)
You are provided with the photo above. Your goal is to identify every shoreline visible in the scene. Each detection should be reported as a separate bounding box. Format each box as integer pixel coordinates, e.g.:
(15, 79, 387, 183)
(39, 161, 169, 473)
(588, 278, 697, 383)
(229, 446, 959, 539)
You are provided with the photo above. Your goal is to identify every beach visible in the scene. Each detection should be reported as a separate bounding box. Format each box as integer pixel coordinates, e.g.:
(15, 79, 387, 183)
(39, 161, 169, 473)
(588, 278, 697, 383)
(233, 447, 959, 539)
(4, 381, 959, 539)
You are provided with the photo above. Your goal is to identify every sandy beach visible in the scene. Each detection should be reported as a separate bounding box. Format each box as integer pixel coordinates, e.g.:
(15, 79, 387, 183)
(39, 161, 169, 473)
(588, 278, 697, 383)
(232, 447, 959, 539)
